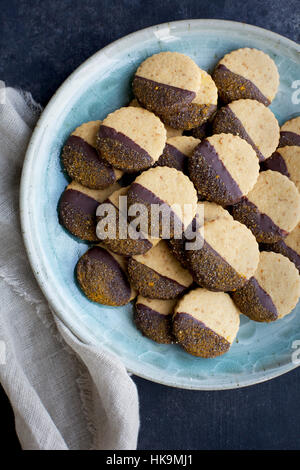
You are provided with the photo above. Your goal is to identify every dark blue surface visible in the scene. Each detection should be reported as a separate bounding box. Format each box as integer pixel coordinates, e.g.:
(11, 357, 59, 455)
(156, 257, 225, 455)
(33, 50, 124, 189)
(1, 0, 300, 450)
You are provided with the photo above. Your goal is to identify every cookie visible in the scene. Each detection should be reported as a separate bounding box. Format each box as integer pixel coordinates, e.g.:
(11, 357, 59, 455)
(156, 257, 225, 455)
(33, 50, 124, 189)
(61, 121, 122, 189)
(262, 146, 300, 192)
(173, 288, 240, 358)
(188, 133, 259, 205)
(232, 251, 300, 322)
(185, 217, 259, 291)
(96, 107, 166, 172)
(158, 70, 218, 130)
(76, 245, 136, 306)
(156, 136, 200, 173)
(232, 170, 300, 243)
(190, 120, 212, 139)
(278, 116, 300, 148)
(127, 166, 198, 238)
(129, 98, 183, 138)
(127, 240, 193, 299)
(260, 223, 300, 273)
(58, 181, 120, 241)
(169, 201, 232, 268)
(212, 48, 279, 105)
(133, 52, 202, 113)
(96, 186, 159, 256)
(212, 99, 280, 161)
(134, 296, 176, 343)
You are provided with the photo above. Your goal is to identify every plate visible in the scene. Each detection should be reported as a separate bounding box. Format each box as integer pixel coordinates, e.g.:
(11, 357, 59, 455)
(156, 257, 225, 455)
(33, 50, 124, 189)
(20, 19, 300, 390)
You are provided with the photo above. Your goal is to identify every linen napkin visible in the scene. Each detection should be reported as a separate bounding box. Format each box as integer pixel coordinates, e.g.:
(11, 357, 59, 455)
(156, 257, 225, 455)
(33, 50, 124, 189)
(0, 86, 139, 450)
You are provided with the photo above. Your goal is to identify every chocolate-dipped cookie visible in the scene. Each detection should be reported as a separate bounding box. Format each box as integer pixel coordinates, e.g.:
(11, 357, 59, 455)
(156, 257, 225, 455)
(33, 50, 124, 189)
(212, 99, 280, 161)
(169, 201, 232, 268)
(278, 116, 300, 148)
(133, 51, 202, 113)
(260, 223, 300, 273)
(129, 98, 183, 138)
(262, 146, 300, 192)
(188, 133, 259, 206)
(185, 217, 259, 291)
(127, 166, 198, 238)
(158, 70, 218, 130)
(156, 136, 200, 173)
(232, 170, 300, 243)
(128, 240, 193, 299)
(96, 107, 166, 172)
(58, 181, 120, 241)
(173, 288, 240, 358)
(232, 251, 300, 322)
(61, 121, 122, 189)
(134, 296, 176, 343)
(212, 48, 279, 105)
(96, 186, 159, 256)
(76, 245, 136, 306)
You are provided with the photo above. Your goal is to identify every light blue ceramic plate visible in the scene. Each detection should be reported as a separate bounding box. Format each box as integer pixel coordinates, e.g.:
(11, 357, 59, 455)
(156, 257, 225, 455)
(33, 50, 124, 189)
(20, 20, 300, 390)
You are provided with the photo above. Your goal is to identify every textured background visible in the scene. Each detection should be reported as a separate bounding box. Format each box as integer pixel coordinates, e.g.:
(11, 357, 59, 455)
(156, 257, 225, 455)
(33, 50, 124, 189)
(1, 0, 300, 450)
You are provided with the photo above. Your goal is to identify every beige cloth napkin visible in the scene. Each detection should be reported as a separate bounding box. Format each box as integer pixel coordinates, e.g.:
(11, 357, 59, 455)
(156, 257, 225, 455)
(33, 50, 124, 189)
(0, 86, 139, 450)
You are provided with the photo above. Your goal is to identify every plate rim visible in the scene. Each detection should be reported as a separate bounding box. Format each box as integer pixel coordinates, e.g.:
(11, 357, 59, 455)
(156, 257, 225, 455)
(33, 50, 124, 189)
(20, 18, 300, 390)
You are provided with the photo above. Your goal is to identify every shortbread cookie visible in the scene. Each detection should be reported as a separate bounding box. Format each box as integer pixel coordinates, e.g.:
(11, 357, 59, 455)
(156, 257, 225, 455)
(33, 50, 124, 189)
(58, 181, 120, 241)
(127, 166, 198, 237)
(213, 99, 280, 161)
(133, 52, 202, 112)
(61, 121, 122, 189)
(96, 107, 166, 172)
(189, 133, 259, 205)
(232, 252, 300, 322)
(185, 217, 259, 291)
(134, 296, 176, 343)
(76, 245, 135, 306)
(212, 48, 279, 105)
(173, 288, 240, 357)
(128, 240, 193, 299)
(232, 170, 300, 243)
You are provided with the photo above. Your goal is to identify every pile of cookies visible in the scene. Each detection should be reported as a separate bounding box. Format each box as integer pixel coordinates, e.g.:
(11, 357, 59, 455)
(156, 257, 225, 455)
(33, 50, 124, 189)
(58, 49, 300, 358)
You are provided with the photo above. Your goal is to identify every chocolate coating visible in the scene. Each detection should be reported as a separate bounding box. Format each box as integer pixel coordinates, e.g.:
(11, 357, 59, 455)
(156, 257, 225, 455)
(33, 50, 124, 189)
(134, 303, 174, 343)
(212, 64, 270, 106)
(128, 258, 187, 300)
(261, 151, 290, 176)
(173, 312, 231, 357)
(188, 140, 243, 206)
(133, 75, 196, 114)
(76, 246, 131, 306)
(61, 135, 116, 189)
(96, 125, 153, 172)
(58, 188, 99, 241)
(231, 197, 288, 243)
(279, 131, 300, 148)
(232, 276, 278, 322)
(158, 103, 217, 131)
(212, 105, 265, 161)
(186, 239, 247, 292)
(156, 143, 188, 173)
